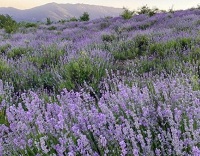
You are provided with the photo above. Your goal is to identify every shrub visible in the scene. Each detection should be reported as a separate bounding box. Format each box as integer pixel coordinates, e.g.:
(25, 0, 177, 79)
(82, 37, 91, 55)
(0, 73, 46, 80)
(137, 5, 159, 16)
(68, 17, 78, 22)
(39, 71, 58, 92)
(0, 44, 11, 54)
(0, 14, 18, 33)
(46, 17, 52, 25)
(79, 12, 90, 21)
(59, 53, 108, 95)
(112, 40, 136, 60)
(7, 47, 31, 59)
(121, 8, 135, 19)
(134, 35, 150, 56)
(0, 59, 12, 80)
(101, 34, 116, 42)
(24, 22, 37, 28)
(48, 26, 56, 30)
(29, 45, 65, 69)
(100, 22, 110, 29)
(60, 56, 94, 90)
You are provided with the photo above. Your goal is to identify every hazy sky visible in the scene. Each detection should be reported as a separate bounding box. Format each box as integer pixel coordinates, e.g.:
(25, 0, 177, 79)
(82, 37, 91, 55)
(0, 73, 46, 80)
(0, 0, 199, 10)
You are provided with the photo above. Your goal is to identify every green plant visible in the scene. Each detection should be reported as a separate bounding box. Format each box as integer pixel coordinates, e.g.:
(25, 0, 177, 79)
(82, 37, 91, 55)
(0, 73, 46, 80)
(58, 19, 67, 24)
(102, 34, 116, 42)
(48, 26, 56, 30)
(100, 22, 110, 29)
(134, 35, 150, 56)
(112, 40, 136, 60)
(7, 47, 31, 59)
(29, 45, 65, 69)
(24, 22, 38, 28)
(61, 56, 93, 90)
(0, 14, 18, 33)
(121, 8, 135, 19)
(39, 71, 58, 92)
(68, 17, 78, 22)
(46, 17, 52, 25)
(0, 59, 12, 80)
(79, 12, 90, 21)
(137, 5, 159, 16)
(0, 44, 11, 54)
(59, 54, 108, 95)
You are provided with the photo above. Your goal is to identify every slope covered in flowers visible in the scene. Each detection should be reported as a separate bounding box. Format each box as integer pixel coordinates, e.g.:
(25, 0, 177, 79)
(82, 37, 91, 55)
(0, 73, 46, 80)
(0, 7, 200, 155)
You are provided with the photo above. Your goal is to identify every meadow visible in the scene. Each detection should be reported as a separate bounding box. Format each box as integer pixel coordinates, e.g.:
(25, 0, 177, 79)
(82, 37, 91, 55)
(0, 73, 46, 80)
(0, 6, 200, 156)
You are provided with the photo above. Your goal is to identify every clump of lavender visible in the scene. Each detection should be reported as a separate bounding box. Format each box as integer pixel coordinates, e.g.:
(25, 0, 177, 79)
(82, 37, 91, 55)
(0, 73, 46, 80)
(0, 76, 199, 155)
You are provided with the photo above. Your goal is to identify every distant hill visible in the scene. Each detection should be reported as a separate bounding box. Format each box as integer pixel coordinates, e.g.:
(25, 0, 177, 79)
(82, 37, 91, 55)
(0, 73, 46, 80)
(0, 3, 123, 22)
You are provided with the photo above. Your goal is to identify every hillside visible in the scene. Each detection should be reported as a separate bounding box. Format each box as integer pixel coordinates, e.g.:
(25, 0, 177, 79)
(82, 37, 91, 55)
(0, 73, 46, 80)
(0, 7, 200, 155)
(0, 3, 123, 22)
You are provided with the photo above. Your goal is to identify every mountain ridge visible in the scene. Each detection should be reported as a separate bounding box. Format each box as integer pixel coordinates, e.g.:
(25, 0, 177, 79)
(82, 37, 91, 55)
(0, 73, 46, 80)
(0, 3, 123, 22)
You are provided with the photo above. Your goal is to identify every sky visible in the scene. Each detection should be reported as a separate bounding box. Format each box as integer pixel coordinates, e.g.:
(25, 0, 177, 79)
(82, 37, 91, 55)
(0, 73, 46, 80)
(0, 0, 199, 11)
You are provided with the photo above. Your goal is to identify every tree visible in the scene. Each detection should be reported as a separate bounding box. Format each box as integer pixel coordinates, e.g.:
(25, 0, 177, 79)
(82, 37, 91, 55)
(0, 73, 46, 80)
(46, 17, 52, 25)
(0, 14, 18, 33)
(79, 12, 90, 21)
(137, 5, 159, 17)
(121, 8, 135, 19)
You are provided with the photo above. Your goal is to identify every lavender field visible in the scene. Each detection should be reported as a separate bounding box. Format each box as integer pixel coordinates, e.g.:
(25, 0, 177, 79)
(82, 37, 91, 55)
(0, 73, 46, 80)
(0, 7, 200, 156)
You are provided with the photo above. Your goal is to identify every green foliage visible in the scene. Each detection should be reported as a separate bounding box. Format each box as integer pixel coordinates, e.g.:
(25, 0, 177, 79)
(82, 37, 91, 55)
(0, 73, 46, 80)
(100, 22, 110, 29)
(0, 59, 12, 80)
(24, 22, 38, 28)
(58, 19, 66, 24)
(79, 12, 90, 21)
(48, 26, 56, 30)
(178, 38, 192, 50)
(189, 47, 200, 62)
(0, 108, 8, 125)
(112, 35, 150, 60)
(68, 17, 78, 22)
(138, 21, 156, 30)
(0, 44, 11, 54)
(60, 54, 107, 94)
(149, 43, 165, 58)
(102, 34, 116, 42)
(121, 8, 135, 19)
(7, 47, 31, 59)
(29, 45, 65, 69)
(46, 17, 52, 25)
(60, 56, 94, 90)
(134, 35, 150, 55)
(191, 75, 200, 91)
(112, 40, 136, 60)
(137, 5, 159, 16)
(0, 14, 18, 33)
(39, 71, 58, 91)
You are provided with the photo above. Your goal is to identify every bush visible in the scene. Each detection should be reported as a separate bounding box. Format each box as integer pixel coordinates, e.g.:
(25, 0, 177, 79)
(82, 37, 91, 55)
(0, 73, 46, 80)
(29, 46, 65, 69)
(79, 12, 90, 21)
(134, 35, 150, 56)
(102, 34, 116, 42)
(0, 59, 12, 80)
(48, 26, 56, 30)
(121, 8, 135, 19)
(68, 17, 78, 22)
(137, 5, 159, 16)
(59, 53, 107, 95)
(0, 14, 18, 33)
(0, 44, 11, 54)
(24, 22, 37, 28)
(46, 17, 52, 25)
(7, 47, 31, 59)
(60, 56, 94, 90)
